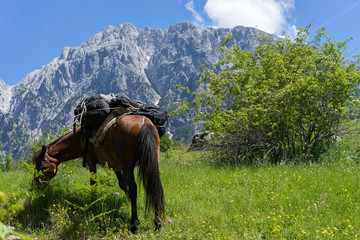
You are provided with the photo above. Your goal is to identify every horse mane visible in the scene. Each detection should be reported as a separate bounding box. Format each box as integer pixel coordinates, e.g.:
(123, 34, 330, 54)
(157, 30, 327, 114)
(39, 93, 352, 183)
(48, 129, 79, 149)
(32, 131, 72, 161)
(31, 148, 43, 161)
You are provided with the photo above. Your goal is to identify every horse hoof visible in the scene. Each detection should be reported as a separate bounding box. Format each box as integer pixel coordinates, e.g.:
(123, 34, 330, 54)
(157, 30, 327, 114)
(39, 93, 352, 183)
(130, 219, 140, 233)
(154, 216, 162, 231)
(130, 225, 138, 233)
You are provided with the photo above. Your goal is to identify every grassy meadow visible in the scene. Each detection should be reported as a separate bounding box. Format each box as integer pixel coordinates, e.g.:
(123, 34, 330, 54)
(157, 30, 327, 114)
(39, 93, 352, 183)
(1, 133, 360, 239)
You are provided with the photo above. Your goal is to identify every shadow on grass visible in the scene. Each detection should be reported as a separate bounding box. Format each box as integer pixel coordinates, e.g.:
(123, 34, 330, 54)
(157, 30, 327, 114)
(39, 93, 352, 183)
(14, 183, 130, 239)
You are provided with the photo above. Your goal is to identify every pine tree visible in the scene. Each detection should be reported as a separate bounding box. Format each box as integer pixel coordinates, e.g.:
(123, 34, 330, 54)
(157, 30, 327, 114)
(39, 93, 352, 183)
(5, 154, 12, 171)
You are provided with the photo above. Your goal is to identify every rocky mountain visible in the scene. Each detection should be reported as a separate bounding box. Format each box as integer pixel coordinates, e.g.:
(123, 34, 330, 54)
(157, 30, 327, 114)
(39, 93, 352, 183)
(0, 22, 273, 160)
(0, 78, 13, 113)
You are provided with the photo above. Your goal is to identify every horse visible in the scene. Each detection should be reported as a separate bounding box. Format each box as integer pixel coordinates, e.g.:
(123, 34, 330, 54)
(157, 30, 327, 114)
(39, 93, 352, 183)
(32, 114, 164, 232)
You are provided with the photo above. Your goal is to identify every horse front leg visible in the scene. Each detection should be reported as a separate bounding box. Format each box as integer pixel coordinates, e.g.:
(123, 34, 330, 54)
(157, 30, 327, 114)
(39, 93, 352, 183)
(88, 160, 97, 200)
(88, 161, 97, 186)
(115, 171, 128, 195)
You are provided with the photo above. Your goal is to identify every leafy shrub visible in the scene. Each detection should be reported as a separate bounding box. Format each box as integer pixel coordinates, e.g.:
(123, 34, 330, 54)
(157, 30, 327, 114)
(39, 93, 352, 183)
(179, 26, 360, 163)
(5, 154, 12, 171)
(0, 159, 3, 172)
(0, 191, 30, 240)
(0, 154, 13, 172)
(160, 134, 181, 152)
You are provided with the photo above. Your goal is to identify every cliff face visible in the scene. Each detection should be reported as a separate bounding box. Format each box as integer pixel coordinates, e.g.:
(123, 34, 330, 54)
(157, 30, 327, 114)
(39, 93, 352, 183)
(0, 22, 272, 159)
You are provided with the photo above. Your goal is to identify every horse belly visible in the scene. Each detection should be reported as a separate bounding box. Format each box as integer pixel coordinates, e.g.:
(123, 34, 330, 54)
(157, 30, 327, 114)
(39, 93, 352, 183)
(95, 130, 138, 171)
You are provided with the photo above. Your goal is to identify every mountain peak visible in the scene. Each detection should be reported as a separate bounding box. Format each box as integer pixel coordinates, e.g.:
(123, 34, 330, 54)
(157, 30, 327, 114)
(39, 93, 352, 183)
(0, 78, 6, 86)
(167, 22, 198, 33)
(118, 22, 137, 31)
(0, 78, 13, 113)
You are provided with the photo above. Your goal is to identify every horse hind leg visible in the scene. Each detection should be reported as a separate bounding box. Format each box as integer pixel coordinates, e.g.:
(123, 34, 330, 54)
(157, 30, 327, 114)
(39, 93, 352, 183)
(122, 168, 139, 233)
(154, 210, 162, 231)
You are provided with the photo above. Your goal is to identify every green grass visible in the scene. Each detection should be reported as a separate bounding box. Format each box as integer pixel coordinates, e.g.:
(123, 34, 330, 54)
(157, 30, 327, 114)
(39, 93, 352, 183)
(1, 135, 360, 239)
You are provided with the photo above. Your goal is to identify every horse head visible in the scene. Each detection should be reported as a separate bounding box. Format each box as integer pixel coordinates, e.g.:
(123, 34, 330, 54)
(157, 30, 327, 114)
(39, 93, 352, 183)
(32, 145, 59, 184)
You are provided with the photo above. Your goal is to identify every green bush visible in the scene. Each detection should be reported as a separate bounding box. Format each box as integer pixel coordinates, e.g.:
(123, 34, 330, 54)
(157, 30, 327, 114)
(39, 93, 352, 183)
(0, 159, 4, 172)
(0, 191, 30, 240)
(0, 154, 13, 172)
(160, 134, 181, 152)
(5, 154, 12, 171)
(179, 26, 360, 163)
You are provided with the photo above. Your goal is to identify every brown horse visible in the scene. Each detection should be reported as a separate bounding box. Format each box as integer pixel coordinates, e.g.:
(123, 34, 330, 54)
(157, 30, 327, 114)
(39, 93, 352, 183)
(32, 114, 164, 232)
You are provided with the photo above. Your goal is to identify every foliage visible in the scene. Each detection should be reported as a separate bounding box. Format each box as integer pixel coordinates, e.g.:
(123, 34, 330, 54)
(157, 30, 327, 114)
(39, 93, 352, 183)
(43, 127, 72, 144)
(160, 134, 173, 152)
(179, 26, 360, 162)
(26, 126, 71, 162)
(0, 154, 13, 172)
(0, 191, 30, 240)
(26, 137, 45, 162)
(160, 134, 181, 152)
(5, 154, 12, 172)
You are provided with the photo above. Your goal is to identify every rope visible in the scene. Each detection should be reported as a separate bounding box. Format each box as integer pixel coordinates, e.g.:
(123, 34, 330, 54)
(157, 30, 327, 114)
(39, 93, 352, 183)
(68, 96, 147, 131)
(78, 100, 87, 125)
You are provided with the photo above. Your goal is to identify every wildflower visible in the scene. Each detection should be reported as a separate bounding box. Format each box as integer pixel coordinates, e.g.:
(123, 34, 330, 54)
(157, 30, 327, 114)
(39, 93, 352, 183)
(168, 219, 172, 224)
(114, 192, 120, 196)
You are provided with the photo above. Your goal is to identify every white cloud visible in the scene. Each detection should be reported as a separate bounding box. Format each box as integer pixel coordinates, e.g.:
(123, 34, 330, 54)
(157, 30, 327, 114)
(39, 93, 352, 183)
(185, 0, 205, 26)
(203, 0, 295, 34)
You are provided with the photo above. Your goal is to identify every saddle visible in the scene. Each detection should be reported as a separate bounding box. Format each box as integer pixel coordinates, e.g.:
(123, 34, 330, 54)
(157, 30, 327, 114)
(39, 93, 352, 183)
(73, 94, 168, 142)
(89, 107, 133, 147)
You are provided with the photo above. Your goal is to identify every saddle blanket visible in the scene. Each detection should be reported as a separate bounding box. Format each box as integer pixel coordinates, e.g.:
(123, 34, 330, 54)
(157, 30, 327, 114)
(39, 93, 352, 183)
(89, 107, 135, 147)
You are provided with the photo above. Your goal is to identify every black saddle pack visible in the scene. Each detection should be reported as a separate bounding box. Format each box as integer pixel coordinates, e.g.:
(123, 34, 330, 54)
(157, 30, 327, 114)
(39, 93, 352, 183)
(136, 104, 168, 136)
(74, 96, 110, 131)
(109, 95, 141, 109)
(73, 94, 168, 138)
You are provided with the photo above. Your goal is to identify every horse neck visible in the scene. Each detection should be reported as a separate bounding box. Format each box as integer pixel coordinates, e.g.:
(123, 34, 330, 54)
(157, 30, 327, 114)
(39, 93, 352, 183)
(48, 128, 83, 163)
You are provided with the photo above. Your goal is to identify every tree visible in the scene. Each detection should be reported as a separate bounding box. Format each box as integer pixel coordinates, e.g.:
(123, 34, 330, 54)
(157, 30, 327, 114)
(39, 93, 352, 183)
(5, 154, 12, 171)
(0, 158, 4, 171)
(180, 26, 360, 162)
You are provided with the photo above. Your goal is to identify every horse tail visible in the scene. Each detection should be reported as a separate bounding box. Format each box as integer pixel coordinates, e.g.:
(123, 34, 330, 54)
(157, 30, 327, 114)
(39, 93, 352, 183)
(137, 122, 165, 217)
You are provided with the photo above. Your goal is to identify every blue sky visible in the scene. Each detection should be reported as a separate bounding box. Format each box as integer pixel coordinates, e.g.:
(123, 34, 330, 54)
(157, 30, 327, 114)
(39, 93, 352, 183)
(1, 0, 360, 86)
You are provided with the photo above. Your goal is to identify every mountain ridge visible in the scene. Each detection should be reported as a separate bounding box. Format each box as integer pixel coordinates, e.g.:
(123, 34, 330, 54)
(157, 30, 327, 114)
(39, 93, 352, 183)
(0, 22, 273, 159)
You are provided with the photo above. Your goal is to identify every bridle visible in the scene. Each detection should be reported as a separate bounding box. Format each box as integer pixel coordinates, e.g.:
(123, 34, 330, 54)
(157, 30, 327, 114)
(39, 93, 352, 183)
(36, 146, 48, 171)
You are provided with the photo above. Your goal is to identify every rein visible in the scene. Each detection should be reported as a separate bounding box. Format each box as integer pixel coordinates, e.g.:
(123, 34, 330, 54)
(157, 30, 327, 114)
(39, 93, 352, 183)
(36, 151, 46, 171)
(82, 133, 88, 168)
(37, 145, 51, 171)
